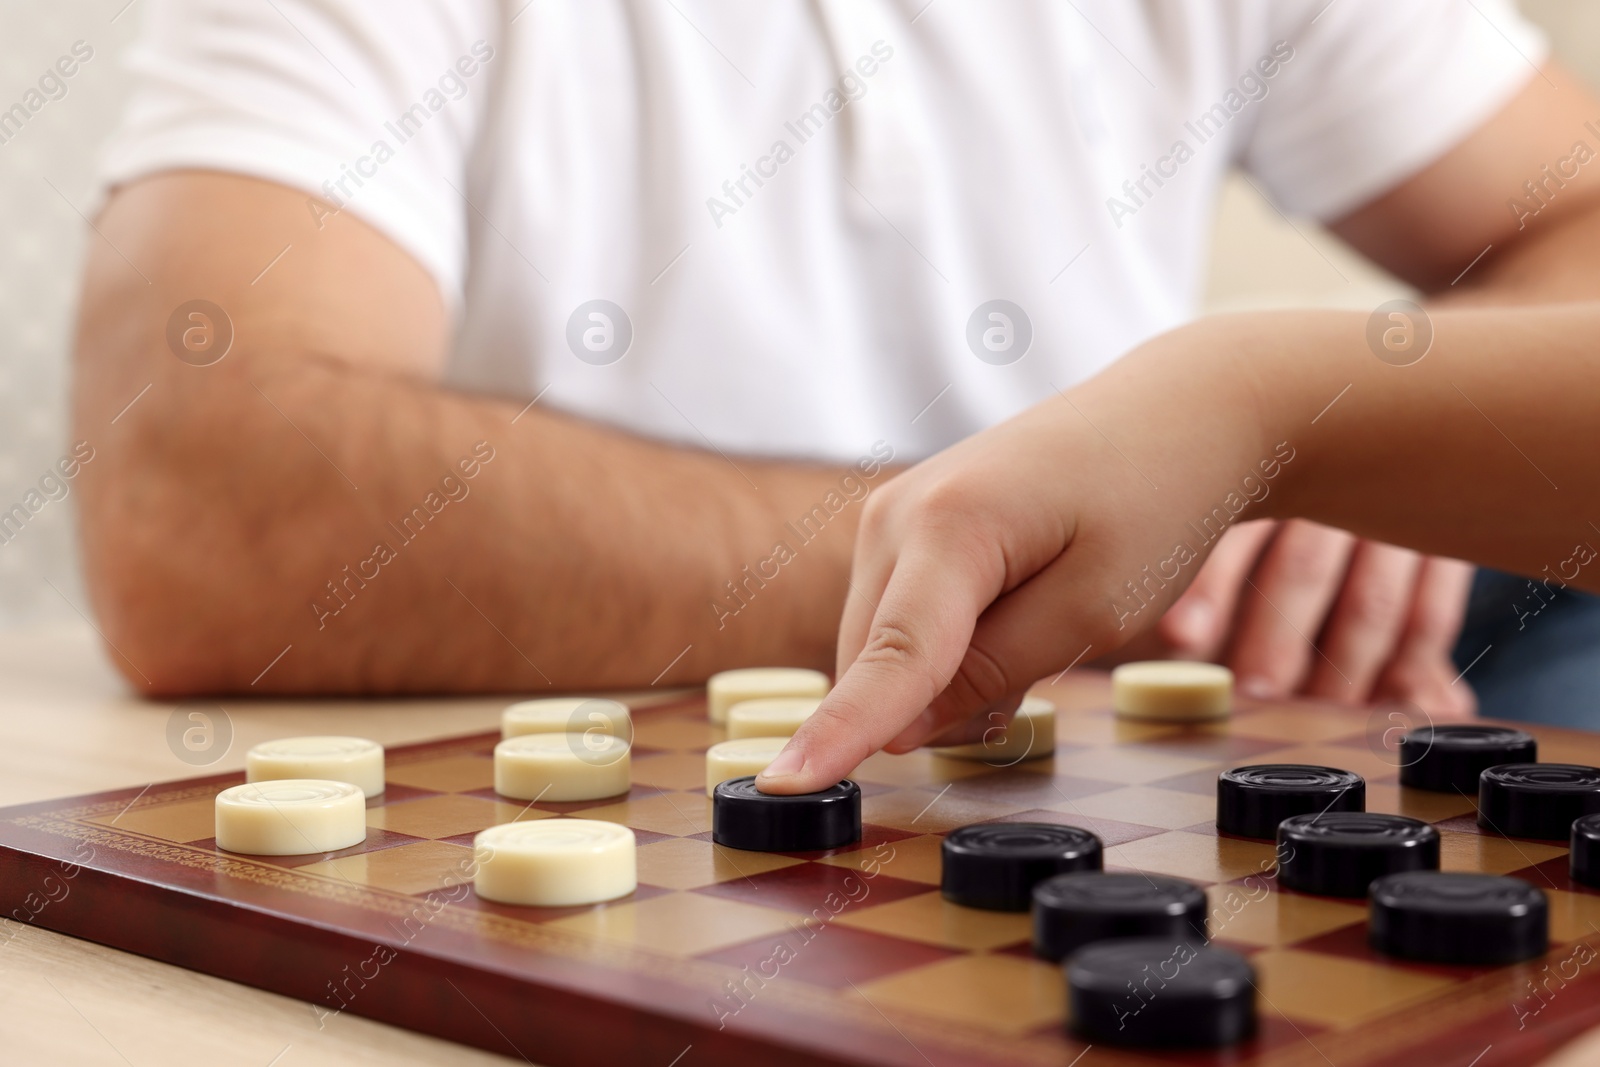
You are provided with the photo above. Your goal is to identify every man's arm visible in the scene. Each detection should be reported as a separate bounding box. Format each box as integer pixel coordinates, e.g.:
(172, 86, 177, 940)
(74, 172, 865, 695)
(1330, 62, 1600, 300)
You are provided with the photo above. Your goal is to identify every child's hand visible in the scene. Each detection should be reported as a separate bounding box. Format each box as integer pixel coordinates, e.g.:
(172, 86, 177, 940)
(757, 320, 1276, 793)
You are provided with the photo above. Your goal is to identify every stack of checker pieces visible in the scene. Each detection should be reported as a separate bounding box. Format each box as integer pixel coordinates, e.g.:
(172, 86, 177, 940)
(6, 677, 1600, 1066)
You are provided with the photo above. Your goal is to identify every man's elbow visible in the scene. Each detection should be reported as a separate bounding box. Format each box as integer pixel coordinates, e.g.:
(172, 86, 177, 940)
(73, 382, 299, 698)
(77, 449, 237, 697)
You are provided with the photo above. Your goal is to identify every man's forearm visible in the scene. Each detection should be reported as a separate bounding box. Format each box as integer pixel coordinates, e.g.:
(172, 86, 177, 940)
(75, 174, 878, 696)
(1437, 199, 1600, 305)
(81, 341, 879, 695)
(81, 351, 875, 695)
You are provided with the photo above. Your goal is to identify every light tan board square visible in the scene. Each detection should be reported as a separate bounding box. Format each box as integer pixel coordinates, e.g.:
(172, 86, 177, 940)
(1107, 830, 1277, 885)
(636, 838, 801, 890)
(834, 891, 1030, 951)
(631, 716, 720, 751)
(859, 955, 1064, 1036)
(546, 892, 796, 957)
(1220, 710, 1367, 744)
(577, 793, 713, 837)
(85, 796, 219, 843)
(1067, 786, 1216, 830)
(1022, 748, 1216, 785)
(1052, 714, 1177, 746)
(1365, 784, 1477, 823)
(384, 756, 496, 793)
(1204, 885, 1365, 947)
(1545, 887, 1600, 943)
(630, 753, 711, 792)
(1438, 831, 1565, 875)
(849, 751, 996, 788)
(369, 794, 552, 839)
(860, 789, 1033, 834)
(1252, 949, 1459, 1028)
(816, 834, 944, 885)
(1033, 676, 1111, 713)
(1530, 734, 1600, 766)
(300, 841, 475, 896)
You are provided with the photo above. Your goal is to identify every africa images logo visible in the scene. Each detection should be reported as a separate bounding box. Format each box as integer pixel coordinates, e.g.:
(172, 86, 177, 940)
(965, 300, 1033, 366)
(565, 300, 633, 366)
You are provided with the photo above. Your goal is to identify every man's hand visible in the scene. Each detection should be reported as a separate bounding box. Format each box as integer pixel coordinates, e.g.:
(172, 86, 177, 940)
(1158, 519, 1476, 719)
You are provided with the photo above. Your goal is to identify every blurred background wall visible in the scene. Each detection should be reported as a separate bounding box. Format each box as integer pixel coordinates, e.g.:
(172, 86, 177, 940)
(0, 1, 141, 626)
(1, 0, 1596, 629)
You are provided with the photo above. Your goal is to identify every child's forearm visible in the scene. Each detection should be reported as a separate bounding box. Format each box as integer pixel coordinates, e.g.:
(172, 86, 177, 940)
(1177, 305, 1600, 591)
(762, 302, 1600, 794)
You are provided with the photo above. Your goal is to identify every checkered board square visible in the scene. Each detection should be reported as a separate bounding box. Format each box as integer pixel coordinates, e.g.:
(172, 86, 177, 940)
(6, 677, 1600, 1066)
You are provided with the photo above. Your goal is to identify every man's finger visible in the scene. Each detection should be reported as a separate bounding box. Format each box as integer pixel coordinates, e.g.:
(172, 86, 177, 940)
(759, 537, 1001, 794)
(1226, 520, 1356, 697)
(1302, 541, 1421, 703)
(1373, 556, 1477, 716)
(1160, 519, 1277, 655)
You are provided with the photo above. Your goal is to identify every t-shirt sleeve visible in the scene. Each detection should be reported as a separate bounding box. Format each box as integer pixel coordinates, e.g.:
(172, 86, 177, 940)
(97, 0, 501, 307)
(1241, 0, 1549, 221)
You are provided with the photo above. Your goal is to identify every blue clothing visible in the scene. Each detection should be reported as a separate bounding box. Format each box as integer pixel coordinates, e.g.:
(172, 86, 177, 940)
(1453, 569, 1600, 729)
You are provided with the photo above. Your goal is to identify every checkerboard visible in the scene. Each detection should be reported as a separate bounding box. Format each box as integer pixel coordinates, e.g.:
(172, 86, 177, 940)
(4, 676, 1600, 1066)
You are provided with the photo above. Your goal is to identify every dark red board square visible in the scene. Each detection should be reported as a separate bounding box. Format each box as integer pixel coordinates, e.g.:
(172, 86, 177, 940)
(697, 924, 960, 989)
(1289, 921, 1520, 981)
(776, 822, 921, 861)
(690, 862, 930, 915)
(1435, 813, 1486, 835)
(1514, 856, 1592, 894)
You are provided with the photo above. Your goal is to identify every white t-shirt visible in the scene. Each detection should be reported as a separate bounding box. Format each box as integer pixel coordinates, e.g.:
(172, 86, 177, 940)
(100, 0, 1544, 463)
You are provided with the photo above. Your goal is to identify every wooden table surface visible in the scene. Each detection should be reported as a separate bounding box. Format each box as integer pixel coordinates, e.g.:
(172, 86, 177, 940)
(8, 622, 1600, 1067)
(0, 623, 535, 1066)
